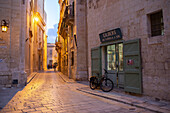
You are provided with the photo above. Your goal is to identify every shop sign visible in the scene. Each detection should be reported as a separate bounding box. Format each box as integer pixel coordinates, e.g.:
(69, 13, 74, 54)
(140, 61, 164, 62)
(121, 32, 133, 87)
(99, 28, 122, 43)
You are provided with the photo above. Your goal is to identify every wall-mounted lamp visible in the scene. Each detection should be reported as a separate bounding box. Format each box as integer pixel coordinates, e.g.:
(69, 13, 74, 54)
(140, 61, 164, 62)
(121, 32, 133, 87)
(34, 17, 39, 22)
(1, 20, 9, 32)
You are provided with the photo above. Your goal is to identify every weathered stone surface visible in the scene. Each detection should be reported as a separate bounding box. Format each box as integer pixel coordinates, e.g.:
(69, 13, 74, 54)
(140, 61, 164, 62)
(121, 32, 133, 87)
(87, 0, 170, 100)
(0, 0, 47, 87)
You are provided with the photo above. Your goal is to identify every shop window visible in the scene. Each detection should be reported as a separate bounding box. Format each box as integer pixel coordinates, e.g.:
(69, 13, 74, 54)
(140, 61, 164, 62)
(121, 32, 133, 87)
(107, 45, 116, 70)
(149, 10, 164, 37)
(107, 43, 123, 71)
(71, 51, 74, 66)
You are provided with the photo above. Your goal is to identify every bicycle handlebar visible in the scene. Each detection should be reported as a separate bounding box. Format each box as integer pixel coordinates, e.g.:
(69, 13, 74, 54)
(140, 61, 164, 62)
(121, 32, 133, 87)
(104, 69, 108, 74)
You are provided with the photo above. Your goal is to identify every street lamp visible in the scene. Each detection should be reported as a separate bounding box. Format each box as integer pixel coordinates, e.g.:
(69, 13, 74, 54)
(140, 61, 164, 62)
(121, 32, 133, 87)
(1, 20, 9, 32)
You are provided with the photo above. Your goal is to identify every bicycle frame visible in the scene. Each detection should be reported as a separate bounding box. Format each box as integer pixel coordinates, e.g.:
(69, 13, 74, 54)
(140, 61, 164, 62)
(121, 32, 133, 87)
(90, 69, 114, 92)
(90, 69, 109, 86)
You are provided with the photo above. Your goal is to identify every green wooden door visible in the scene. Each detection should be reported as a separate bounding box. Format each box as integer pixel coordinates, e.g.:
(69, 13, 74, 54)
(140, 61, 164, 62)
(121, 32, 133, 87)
(123, 39, 142, 94)
(91, 47, 101, 77)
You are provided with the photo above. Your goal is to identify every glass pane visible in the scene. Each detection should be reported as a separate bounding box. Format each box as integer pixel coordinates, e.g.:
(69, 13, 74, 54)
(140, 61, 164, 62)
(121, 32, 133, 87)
(118, 43, 123, 71)
(107, 45, 116, 70)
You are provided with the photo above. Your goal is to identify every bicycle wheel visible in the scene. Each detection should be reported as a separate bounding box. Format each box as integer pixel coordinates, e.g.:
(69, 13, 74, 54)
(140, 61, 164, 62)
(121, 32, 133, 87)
(90, 77, 98, 90)
(100, 78, 114, 92)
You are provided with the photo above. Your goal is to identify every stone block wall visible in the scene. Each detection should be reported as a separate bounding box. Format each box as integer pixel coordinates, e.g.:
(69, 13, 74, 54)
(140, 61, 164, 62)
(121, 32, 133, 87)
(0, 0, 13, 78)
(0, 0, 27, 87)
(75, 0, 88, 80)
(25, 1, 32, 75)
(87, 0, 170, 100)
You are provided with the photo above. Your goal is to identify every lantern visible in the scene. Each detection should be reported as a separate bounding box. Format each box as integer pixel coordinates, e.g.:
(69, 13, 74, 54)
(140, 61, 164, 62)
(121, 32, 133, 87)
(1, 20, 9, 32)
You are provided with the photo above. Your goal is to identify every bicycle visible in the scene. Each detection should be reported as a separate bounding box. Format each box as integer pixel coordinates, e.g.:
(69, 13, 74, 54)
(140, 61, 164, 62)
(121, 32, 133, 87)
(90, 69, 114, 92)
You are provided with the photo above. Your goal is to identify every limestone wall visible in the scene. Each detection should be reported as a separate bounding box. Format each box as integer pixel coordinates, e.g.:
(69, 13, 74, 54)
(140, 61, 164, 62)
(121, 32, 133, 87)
(75, 0, 88, 80)
(0, 0, 27, 87)
(87, 0, 170, 100)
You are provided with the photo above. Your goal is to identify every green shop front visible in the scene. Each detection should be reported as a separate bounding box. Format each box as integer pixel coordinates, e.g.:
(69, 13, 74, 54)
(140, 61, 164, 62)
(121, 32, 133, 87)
(91, 28, 142, 94)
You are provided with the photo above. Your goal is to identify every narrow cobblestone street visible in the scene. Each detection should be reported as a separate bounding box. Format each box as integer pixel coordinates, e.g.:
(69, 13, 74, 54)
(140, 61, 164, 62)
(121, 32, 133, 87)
(0, 71, 163, 113)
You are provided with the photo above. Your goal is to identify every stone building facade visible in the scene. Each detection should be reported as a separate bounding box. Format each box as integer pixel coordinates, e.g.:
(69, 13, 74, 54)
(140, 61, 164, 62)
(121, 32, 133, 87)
(0, 0, 47, 87)
(87, 0, 170, 100)
(57, 0, 88, 80)
(25, 0, 47, 74)
(56, 0, 69, 76)
(47, 43, 57, 68)
(57, 0, 170, 100)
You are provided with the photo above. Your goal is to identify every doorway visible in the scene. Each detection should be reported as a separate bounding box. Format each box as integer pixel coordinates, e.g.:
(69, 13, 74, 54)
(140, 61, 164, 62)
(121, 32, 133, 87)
(106, 43, 124, 88)
(91, 39, 142, 93)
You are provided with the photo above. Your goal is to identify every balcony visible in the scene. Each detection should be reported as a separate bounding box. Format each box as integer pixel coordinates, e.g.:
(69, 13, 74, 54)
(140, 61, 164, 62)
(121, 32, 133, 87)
(59, 19, 68, 37)
(58, 2, 74, 37)
(55, 42, 62, 52)
(64, 4, 74, 25)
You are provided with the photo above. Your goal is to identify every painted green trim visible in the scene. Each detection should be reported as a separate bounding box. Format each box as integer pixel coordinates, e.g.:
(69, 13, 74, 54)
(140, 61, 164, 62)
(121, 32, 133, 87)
(100, 40, 124, 46)
(99, 46, 102, 77)
(123, 38, 142, 94)
(91, 47, 102, 78)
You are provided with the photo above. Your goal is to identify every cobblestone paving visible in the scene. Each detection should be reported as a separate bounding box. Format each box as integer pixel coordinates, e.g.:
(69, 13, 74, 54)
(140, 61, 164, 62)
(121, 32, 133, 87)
(0, 71, 154, 113)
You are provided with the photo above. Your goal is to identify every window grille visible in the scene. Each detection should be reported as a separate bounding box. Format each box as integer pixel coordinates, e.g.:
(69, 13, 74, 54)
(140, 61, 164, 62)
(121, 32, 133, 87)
(150, 10, 164, 37)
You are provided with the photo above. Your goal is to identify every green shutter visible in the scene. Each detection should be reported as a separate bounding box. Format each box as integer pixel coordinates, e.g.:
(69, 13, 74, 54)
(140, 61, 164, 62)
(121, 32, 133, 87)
(91, 47, 101, 78)
(123, 39, 142, 94)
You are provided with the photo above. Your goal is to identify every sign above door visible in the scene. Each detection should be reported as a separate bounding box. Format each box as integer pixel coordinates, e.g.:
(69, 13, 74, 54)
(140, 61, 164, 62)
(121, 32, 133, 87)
(99, 28, 122, 43)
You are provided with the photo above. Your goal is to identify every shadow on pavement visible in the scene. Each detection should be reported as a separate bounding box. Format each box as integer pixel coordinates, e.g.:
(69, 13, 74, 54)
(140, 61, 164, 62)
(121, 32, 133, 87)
(76, 81, 89, 86)
(45, 71, 57, 73)
(0, 86, 23, 110)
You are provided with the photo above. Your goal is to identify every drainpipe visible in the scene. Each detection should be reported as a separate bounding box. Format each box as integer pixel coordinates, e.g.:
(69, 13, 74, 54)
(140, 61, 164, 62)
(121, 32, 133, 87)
(9, 0, 13, 82)
(85, 0, 88, 80)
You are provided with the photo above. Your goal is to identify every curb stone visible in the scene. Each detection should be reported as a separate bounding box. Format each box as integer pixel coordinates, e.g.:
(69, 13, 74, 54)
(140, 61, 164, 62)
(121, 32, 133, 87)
(57, 72, 170, 113)
(27, 72, 37, 84)
(76, 88, 170, 113)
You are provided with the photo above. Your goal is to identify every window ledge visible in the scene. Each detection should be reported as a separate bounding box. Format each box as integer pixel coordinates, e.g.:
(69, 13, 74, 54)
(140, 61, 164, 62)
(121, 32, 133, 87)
(148, 35, 164, 45)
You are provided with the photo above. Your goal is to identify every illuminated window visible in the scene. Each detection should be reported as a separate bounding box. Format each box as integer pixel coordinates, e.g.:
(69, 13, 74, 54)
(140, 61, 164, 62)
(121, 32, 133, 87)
(107, 45, 116, 70)
(107, 43, 123, 71)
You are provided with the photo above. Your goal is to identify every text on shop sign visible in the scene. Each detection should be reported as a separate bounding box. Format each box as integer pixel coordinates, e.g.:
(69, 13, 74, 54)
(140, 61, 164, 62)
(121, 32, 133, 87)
(99, 28, 122, 43)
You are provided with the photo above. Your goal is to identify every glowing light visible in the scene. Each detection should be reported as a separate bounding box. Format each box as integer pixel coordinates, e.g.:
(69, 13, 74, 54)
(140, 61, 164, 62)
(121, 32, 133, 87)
(34, 17, 39, 22)
(2, 25, 8, 32)
(1, 20, 9, 32)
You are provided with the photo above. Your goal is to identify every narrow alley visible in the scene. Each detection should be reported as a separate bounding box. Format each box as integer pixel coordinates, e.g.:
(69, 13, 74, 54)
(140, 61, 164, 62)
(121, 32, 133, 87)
(0, 70, 159, 113)
(0, 0, 170, 113)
